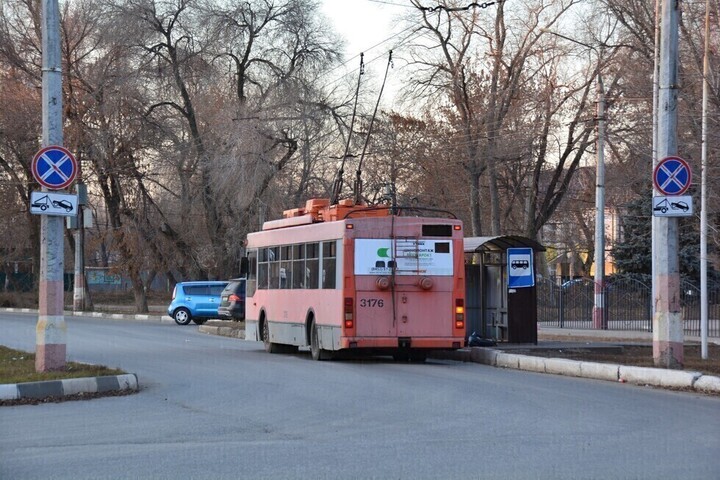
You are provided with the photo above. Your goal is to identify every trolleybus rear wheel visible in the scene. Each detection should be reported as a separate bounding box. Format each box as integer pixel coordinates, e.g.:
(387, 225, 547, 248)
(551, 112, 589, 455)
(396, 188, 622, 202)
(409, 351, 427, 363)
(393, 352, 410, 362)
(261, 317, 278, 353)
(310, 320, 331, 361)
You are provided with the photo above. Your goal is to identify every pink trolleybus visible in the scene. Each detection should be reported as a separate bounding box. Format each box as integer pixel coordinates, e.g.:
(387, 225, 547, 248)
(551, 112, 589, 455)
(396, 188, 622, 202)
(244, 198, 466, 361)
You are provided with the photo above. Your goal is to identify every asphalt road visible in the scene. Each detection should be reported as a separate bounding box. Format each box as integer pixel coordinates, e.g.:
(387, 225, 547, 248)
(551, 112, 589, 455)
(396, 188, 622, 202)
(1, 312, 719, 480)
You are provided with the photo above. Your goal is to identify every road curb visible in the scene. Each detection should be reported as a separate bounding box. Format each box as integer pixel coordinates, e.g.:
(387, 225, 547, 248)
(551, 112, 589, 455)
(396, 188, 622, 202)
(0, 373, 139, 401)
(429, 347, 720, 394)
(198, 325, 245, 338)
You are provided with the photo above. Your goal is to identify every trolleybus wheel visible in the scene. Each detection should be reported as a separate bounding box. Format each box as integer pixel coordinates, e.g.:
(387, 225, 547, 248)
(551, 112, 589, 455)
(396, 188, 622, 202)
(409, 351, 427, 363)
(262, 317, 278, 353)
(393, 352, 410, 362)
(310, 320, 331, 361)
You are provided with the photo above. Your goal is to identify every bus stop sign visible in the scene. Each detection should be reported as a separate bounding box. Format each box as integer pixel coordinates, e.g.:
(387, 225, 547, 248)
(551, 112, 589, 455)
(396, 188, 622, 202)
(31, 145, 78, 190)
(507, 247, 534, 288)
(653, 156, 692, 196)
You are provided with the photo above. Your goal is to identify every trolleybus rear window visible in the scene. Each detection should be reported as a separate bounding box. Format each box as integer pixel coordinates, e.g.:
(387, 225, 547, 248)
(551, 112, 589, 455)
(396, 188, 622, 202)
(422, 224, 453, 237)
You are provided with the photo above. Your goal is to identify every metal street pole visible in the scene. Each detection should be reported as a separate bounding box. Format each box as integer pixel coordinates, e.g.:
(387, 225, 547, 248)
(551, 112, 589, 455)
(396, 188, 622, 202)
(36, 0, 66, 372)
(593, 74, 606, 330)
(700, 0, 710, 359)
(73, 182, 88, 312)
(651, 0, 660, 310)
(653, 0, 683, 368)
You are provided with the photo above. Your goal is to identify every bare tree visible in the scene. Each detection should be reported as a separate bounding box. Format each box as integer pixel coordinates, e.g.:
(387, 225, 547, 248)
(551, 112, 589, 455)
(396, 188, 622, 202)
(400, 0, 597, 240)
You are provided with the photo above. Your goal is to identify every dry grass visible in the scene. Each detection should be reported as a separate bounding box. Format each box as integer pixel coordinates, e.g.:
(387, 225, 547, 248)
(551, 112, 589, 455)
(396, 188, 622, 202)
(0, 345, 125, 385)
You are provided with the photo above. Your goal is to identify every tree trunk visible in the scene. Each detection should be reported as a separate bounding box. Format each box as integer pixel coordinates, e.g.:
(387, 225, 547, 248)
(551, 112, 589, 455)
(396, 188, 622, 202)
(469, 172, 483, 236)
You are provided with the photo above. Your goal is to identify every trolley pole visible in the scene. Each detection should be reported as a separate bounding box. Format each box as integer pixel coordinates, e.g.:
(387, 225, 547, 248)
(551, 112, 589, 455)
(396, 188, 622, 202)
(652, 0, 684, 368)
(36, 0, 66, 372)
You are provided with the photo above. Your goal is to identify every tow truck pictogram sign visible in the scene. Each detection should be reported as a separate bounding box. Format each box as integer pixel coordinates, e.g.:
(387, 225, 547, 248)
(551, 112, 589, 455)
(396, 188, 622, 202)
(30, 191, 78, 217)
(652, 195, 693, 217)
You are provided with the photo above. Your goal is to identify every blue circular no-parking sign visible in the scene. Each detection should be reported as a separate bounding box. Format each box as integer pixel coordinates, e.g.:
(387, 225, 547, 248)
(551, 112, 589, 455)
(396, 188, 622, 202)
(31, 146, 78, 190)
(653, 156, 692, 196)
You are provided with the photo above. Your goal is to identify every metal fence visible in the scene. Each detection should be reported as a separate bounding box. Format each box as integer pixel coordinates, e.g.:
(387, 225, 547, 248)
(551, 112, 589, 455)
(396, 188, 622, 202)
(537, 274, 720, 337)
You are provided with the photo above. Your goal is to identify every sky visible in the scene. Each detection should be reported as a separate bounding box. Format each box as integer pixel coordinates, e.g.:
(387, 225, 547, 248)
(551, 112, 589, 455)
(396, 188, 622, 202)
(320, 0, 399, 58)
(319, 0, 416, 108)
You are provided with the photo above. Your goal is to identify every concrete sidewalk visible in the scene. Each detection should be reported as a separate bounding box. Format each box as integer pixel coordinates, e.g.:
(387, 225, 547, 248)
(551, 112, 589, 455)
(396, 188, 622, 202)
(537, 326, 714, 344)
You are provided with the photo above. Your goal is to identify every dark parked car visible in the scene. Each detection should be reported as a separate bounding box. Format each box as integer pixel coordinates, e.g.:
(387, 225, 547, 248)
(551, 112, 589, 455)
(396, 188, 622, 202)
(218, 278, 246, 322)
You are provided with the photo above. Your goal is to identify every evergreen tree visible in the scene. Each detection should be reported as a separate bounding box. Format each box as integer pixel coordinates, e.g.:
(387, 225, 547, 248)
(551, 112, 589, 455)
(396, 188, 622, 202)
(612, 190, 717, 284)
(613, 195, 652, 275)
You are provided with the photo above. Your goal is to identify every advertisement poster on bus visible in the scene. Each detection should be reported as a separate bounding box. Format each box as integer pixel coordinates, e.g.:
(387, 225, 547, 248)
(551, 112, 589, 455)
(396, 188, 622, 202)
(354, 239, 453, 276)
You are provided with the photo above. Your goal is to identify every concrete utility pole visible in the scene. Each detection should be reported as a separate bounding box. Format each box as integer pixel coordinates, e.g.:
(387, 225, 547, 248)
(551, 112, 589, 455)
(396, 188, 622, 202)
(653, 0, 684, 368)
(36, 0, 66, 372)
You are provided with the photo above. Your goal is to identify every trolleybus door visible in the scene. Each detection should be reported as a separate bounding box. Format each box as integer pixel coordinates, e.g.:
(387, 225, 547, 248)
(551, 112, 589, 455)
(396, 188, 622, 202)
(392, 237, 452, 339)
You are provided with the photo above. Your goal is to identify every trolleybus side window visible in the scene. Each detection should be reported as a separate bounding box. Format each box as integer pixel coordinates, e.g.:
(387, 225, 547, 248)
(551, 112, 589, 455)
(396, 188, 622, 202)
(322, 241, 336, 289)
(268, 246, 280, 289)
(292, 244, 305, 289)
(258, 247, 270, 290)
(247, 250, 257, 297)
(280, 245, 292, 289)
(306, 242, 319, 289)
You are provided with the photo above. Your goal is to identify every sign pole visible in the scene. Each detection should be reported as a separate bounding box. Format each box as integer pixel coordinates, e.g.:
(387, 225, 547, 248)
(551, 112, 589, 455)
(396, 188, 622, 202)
(36, 0, 66, 372)
(652, 0, 683, 368)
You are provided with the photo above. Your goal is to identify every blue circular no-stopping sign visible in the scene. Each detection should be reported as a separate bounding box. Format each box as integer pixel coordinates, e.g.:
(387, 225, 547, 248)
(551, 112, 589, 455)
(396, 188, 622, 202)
(653, 156, 692, 196)
(31, 145, 78, 190)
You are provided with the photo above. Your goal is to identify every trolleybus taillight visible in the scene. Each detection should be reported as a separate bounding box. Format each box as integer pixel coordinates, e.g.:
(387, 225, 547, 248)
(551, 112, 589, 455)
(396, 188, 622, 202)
(344, 297, 354, 329)
(455, 299, 465, 329)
